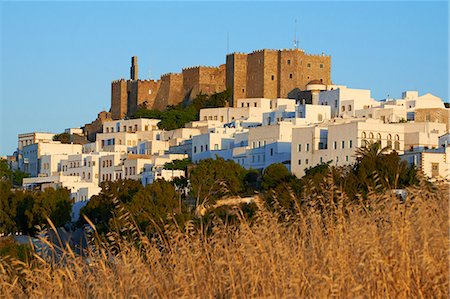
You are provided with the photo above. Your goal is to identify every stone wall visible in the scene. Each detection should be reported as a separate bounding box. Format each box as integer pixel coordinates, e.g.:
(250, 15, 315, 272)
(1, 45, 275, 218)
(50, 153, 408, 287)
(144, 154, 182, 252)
(84, 111, 113, 142)
(111, 80, 128, 120)
(227, 49, 332, 106)
(226, 53, 247, 106)
(154, 73, 184, 110)
(415, 108, 450, 131)
(110, 50, 332, 117)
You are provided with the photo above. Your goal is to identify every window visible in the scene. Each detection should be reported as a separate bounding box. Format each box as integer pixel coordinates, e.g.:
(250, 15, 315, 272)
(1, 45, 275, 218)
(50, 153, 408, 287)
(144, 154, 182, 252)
(431, 163, 439, 177)
(214, 144, 219, 150)
(349, 140, 353, 148)
(377, 133, 381, 140)
(342, 106, 345, 112)
(387, 134, 392, 148)
(320, 157, 323, 163)
(342, 140, 345, 149)
(335, 100, 338, 108)
(333, 141, 337, 149)
(394, 141, 400, 151)
(298, 144, 301, 152)
(200, 145, 203, 152)
(348, 105, 352, 111)
(305, 159, 309, 165)
(271, 75, 275, 80)
(270, 148, 274, 156)
(287, 59, 291, 65)
(194, 146, 197, 153)
(205, 145, 208, 151)
(307, 63, 311, 68)
(298, 159, 301, 165)
(369, 133, 374, 140)
(346, 155, 349, 162)
(318, 114, 323, 121)
(289, 74, 293, 79)
(306, 143, 310, 151)
(320, 64, 323, 68)
(242, 89, 245, 93)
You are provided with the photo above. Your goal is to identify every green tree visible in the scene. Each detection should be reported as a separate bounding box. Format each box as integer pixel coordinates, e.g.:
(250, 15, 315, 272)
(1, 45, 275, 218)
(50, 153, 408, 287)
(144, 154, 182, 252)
(346, 141, 417, 199)
(0, 181, 18, 234)
(53, 132, 71, 144)
(0, 159, 12, 182)
(132, 108, 162, 120)
(261, 163, 291, 190)
(127, 179, 191, 231)
(80, 179, 143, 232)
(190, 158, 247, 203)
(32, 187, 72, 229)
(164, 158, 192, 172)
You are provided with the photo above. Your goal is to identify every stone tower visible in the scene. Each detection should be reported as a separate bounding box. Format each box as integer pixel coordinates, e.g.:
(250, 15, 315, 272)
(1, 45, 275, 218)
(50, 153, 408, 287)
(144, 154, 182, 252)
(130, 56, 138, 80)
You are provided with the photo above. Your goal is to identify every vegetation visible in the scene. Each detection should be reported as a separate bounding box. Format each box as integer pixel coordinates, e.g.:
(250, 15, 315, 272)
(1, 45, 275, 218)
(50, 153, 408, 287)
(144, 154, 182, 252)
(0, 236, 33, 263)
(0, 180, 447, 297)
(0, 159, 29, 187)
(2, 141, 447, 297)
(132, 90, 231, 130)
(0, 181, 72, 235)
(163, 158, 192, 172)
(52, 132, 71, 144)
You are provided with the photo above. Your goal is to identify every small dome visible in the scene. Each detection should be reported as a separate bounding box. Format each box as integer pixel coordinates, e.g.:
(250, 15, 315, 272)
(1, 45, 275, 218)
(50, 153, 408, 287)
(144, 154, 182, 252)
(307, 79, 324, 85)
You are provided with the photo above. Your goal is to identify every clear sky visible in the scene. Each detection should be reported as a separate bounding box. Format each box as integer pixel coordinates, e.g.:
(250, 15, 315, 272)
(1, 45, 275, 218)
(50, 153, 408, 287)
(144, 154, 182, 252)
(0, 1, 448, 156)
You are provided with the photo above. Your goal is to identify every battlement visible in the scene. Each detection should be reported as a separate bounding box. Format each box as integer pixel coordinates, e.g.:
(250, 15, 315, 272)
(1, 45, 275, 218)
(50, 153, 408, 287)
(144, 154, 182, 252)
(251, 49, 279, 54)
(137, 79, 159, 83)
(112, 78, 160, 84)
(182, 65, 221, 71)
(303, 52, 329, 57)
(226, 52, 247, 56)
(161, 72, 182, 78)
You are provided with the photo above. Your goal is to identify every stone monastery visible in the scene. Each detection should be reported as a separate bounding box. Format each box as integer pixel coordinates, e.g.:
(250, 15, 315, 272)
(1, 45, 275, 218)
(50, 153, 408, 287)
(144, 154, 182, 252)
(111, 49, 331, 119)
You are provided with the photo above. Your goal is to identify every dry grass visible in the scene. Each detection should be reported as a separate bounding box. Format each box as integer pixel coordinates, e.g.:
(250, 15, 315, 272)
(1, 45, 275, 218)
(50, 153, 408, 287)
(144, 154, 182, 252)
(1, 181, 448, 298)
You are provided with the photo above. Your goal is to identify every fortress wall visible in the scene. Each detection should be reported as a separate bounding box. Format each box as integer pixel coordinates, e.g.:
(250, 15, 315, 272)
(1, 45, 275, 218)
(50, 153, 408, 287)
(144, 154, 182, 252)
(226, 53, 247, 107)
(111, 79, 128, 120)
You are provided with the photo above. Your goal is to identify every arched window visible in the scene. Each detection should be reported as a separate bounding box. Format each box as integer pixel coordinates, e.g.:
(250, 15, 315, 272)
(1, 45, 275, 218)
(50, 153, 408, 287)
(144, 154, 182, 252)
(377, 133, 381, 140)
(362, 139, 369, 147)
(362, 132, 367, 139)
(395, 134, 400, 141)
(387, 134, 392, 148)
(394, 141, 400, 151)
(369, 132, 374, 140)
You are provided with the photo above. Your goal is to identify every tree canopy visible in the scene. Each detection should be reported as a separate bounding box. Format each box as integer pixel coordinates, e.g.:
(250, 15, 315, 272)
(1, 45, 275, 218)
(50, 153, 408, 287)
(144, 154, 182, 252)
(131, 90, 231, 130)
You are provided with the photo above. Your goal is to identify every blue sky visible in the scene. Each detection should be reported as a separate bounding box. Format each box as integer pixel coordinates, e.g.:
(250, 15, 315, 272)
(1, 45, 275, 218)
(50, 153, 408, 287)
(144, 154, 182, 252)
(1, 1, 448, 155)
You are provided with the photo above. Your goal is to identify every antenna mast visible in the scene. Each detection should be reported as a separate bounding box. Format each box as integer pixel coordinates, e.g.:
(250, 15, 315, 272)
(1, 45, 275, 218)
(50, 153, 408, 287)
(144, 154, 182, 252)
(294, 19, 299, 49)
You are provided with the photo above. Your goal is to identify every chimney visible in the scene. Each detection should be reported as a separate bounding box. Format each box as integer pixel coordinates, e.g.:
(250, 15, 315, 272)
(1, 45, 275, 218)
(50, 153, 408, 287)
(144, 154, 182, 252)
(130, 56, 138, 80)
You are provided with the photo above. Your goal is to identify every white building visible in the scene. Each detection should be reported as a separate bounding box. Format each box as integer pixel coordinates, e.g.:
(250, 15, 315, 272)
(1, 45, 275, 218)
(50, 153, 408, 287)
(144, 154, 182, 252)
(318, 85, 377, 118)
(21, 142, 82, 177)
(291, 119, 405, 177)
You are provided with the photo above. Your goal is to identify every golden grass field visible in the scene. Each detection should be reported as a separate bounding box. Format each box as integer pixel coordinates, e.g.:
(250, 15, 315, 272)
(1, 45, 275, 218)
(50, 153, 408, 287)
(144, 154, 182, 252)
(1, 181, 448, 298)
